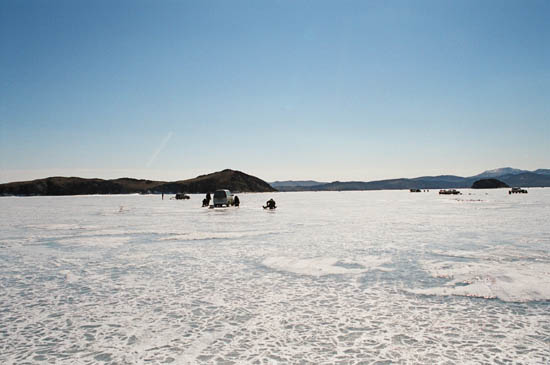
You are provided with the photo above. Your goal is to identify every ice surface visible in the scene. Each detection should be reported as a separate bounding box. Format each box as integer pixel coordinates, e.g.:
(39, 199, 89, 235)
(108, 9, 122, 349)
(262, 256, 391, 276)
(409, 260, 550, 302)
(0, 189, 549, 363)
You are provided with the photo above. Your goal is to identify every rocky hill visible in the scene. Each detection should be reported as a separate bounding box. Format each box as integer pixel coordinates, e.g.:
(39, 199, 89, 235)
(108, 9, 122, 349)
(158, 169, 276, 194)
(471, 179, 509, 189)
(0, 169, 275, 196)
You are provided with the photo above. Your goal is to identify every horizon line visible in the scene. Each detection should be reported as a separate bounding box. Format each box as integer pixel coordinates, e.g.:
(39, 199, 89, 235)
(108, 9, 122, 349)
(1, 166, 547, 185)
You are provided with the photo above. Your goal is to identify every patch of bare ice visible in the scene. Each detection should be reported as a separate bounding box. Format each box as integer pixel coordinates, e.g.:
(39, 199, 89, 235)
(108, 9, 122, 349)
(410, 260, 550, 302)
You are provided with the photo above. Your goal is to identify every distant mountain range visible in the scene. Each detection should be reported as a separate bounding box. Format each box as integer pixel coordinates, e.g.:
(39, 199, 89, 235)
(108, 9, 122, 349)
(0, 169, 275, 196)
(270, 168, 550, 191)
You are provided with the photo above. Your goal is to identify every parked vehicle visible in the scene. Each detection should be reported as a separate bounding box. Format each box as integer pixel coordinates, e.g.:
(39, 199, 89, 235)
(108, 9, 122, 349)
(175, 193, 190, 200)
(213, 189, 234, 207)
(439, 189, 461, 195)
(509, 187, 528, 194)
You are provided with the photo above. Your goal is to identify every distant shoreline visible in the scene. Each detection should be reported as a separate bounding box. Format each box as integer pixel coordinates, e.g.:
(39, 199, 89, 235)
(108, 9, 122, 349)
(2, 167, 549, 196)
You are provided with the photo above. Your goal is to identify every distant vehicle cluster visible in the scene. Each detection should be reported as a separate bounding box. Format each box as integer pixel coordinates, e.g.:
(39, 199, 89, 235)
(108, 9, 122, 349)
(439, 189, 462, 195)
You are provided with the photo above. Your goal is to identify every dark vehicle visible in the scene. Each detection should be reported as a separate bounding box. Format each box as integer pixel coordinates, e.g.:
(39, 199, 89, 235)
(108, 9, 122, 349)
(175, 193, 190, 200)
(509, 187, 528, 194)
(439, 189, 461, 195)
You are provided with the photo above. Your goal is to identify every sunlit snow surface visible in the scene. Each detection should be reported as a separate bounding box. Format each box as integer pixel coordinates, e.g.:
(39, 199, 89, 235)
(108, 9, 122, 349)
(1, 190, 549, 364)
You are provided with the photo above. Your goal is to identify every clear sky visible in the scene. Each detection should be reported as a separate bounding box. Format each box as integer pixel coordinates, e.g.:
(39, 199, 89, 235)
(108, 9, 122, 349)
(1, 0, 549, 183)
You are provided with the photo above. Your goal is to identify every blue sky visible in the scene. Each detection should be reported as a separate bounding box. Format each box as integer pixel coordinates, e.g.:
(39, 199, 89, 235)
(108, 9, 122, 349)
(1, 0, 549, 183)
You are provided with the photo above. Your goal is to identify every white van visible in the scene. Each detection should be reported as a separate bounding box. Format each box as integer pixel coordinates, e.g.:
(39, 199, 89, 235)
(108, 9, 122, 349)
(213, 189, 234, 207)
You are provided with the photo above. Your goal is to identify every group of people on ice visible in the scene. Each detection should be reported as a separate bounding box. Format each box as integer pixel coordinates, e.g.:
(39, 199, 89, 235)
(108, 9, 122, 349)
(200, 192, 276, 209)
(201, 192, 241, 207)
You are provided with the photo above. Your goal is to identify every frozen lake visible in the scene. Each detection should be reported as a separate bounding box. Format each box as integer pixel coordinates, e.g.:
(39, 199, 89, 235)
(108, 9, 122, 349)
(1, 190, 549, 363)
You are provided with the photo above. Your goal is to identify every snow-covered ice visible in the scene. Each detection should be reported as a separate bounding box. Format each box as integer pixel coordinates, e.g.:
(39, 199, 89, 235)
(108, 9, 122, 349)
(1, 189, 549, 363)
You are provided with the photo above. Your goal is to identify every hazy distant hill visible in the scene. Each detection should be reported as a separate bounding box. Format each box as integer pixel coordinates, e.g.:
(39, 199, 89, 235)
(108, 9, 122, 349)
(471, 167, 528, 179)
(271, 180, 326, 188)
(270, 180, 327, 191)
(497, 172, 550, 187)
(0, 169, 275, 196)
(410, 175, 466, 183)
(312, 177, 472, 191)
